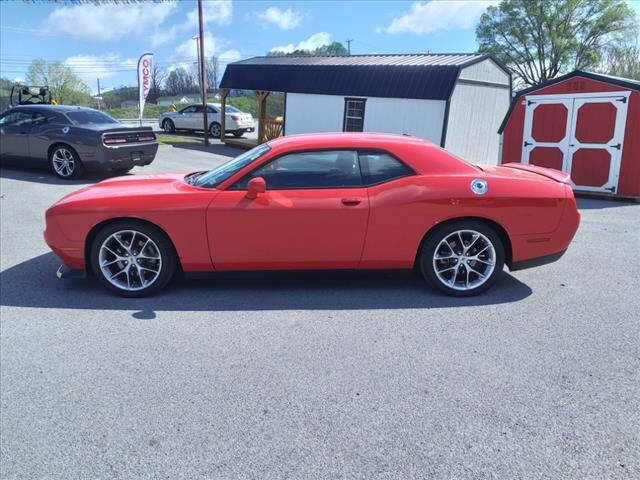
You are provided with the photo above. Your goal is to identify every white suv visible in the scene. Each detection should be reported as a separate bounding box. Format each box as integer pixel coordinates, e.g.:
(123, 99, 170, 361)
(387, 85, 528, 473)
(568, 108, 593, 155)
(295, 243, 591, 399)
(159, 103, 255, 138)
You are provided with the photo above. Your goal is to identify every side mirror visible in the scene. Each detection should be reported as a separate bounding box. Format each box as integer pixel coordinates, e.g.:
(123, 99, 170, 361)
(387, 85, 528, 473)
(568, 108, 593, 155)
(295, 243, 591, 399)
(245, 176, 266, 199)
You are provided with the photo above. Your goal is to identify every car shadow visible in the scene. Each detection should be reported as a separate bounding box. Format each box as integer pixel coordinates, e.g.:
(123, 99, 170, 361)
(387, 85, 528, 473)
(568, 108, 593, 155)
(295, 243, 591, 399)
(576, 196, 638, 210)
(0, 165, 125, 186)
(0, 252, 532, 313)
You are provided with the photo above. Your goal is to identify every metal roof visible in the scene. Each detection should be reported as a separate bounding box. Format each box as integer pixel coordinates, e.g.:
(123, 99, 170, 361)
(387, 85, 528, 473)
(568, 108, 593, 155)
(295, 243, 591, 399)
(498, 70, 640, 133)
(220, 53, 505, 101)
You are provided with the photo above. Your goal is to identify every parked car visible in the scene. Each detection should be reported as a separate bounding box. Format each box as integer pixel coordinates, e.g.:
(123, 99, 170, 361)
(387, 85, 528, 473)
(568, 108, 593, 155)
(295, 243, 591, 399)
(45, 133, 580, 297)
(158, 103, 254, 138)
(0, 105, 158, 179)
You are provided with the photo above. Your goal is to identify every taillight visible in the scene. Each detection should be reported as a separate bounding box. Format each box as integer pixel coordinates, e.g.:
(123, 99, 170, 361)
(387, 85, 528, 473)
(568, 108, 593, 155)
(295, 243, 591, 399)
(104, 137, 126, 145)
(137, 135, 156, 142)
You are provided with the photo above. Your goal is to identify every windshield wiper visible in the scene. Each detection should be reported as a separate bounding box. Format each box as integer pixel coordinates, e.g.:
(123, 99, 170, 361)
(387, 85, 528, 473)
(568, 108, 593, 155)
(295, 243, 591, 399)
(186, 171, 208, 185)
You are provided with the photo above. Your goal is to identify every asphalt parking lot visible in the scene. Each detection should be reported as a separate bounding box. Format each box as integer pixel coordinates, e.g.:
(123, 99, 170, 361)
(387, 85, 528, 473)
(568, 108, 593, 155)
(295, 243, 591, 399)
(1, 142, 639, 479)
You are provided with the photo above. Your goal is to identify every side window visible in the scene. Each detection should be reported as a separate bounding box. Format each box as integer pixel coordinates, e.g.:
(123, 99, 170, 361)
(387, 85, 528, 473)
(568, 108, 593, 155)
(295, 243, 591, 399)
(193, 105, 204, 113)
(181, 106, 196, 114)
(359, 151, 414, 186)
(32, 112, 47, 125)
(343, 98, 366, 132)
(234, 150, 362, 189)
(0, 112, 32, 126)
(207, 106, 218, 114)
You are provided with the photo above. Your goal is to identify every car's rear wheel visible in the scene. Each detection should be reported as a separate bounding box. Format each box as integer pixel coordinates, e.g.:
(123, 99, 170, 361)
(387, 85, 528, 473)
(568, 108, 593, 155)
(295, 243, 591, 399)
(209, 122, 221, 138)
(90, 221, 177, 297)
(162, 119, 175, 133)
(49, 145, 84, 179)
(419, 221, 504, 296)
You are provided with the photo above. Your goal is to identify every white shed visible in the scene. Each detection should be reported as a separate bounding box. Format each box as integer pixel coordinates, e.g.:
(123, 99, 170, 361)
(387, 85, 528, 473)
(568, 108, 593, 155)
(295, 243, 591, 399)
(220, 54, 512, 164)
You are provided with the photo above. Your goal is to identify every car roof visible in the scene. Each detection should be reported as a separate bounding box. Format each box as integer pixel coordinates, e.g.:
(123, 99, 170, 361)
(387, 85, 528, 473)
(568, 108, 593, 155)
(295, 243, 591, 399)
(267, 132, 432, 149)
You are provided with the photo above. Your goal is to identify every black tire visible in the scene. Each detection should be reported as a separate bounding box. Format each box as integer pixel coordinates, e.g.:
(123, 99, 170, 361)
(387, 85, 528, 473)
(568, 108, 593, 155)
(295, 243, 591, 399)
(209, 122, 221, 138)
(49, 144, 85, 179)
(418, 220, 505, 297)
(90, 220, 177, 298)
(114, 167, 133, 175)
(162, 119, 175, 133)
(232, 130, 244, 138)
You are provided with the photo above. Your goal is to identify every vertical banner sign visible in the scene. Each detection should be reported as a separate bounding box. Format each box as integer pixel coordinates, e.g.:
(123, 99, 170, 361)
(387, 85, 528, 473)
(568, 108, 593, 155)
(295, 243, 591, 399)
(137, 52, 153, 122)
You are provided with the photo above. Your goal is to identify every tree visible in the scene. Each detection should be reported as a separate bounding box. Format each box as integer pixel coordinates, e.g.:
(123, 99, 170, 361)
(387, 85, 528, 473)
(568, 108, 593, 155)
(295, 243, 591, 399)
(148, 63, 167, 103)
(476, 0, 639, 87)
(164, 67, 197, 96)
(26, 58, 92, 105)
(599, 43, 640, 80)
(206, 56, 220, 91)
(267, 41, 349, 57)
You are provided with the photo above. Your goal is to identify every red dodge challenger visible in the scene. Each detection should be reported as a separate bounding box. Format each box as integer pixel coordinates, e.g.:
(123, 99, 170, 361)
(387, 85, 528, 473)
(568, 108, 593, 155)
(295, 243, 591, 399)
(44, 133, 580, 297)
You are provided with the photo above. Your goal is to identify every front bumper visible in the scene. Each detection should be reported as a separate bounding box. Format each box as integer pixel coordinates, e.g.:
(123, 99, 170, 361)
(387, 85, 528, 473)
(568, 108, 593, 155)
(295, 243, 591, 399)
(57, 264, 86, 279)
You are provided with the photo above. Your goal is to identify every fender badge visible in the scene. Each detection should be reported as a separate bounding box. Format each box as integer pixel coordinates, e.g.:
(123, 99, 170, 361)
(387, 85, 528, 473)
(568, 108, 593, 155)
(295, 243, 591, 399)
(62, 127, 70, 134)
(470, 178, 488, 195)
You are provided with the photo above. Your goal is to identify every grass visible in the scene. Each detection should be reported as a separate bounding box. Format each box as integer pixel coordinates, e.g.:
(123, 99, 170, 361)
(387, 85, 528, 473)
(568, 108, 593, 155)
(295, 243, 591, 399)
(156, 134, 203, 146)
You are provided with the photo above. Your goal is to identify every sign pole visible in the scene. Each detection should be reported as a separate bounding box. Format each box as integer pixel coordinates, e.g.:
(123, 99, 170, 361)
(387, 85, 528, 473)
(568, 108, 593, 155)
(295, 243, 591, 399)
(198, 0, 209, 147)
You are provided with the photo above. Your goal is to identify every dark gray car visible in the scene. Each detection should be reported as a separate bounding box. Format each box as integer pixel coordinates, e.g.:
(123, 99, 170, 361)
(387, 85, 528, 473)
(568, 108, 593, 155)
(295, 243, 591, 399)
(0, 105, 158, 179)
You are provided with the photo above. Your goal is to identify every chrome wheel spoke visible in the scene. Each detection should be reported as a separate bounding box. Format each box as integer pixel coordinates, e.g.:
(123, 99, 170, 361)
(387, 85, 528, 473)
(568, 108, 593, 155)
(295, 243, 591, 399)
(432, 229, 496, 291)
(99, 230, 162, 292)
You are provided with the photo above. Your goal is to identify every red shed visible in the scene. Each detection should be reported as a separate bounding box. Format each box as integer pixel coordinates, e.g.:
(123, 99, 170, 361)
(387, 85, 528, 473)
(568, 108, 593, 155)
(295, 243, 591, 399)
(498, 71, 640, 197)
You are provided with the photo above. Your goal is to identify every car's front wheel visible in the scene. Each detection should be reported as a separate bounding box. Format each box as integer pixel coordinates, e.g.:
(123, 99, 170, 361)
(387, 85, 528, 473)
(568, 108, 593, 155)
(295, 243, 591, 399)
(90, 221, 177, 297)
(209, 122, 221, 138)
(49, 145, 84, 179)
(162, 119, 175, 133)
(419, 221, 504, 296)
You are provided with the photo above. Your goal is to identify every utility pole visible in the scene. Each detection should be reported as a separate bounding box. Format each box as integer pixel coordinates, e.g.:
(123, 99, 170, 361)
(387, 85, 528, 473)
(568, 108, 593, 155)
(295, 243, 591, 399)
(97, 78, 101, 110)
(346, 39, 353, 55)
(192, 35, 201, 91)
(197, 0, 209, 146)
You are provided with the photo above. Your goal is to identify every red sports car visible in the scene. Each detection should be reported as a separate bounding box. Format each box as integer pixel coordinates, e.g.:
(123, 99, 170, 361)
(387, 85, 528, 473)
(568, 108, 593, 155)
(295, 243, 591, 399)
(44, 133, 580, 297)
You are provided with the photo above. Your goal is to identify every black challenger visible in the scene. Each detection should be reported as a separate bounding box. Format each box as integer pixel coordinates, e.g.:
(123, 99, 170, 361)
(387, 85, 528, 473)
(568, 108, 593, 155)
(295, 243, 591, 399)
(0, 105, 158, 179)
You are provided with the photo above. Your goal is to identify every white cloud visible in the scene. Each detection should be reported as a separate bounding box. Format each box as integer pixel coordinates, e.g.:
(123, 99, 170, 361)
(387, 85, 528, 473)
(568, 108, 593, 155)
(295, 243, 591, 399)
(152, 0, 233, 46)
(258, 7, 303, 30)
(173, 34, 221, 61)
(45, 2, 176, 41)
(270, 32, 331, 54)
(385, 1, 495, 35)
(219, 49, 242, 64)
(64, 54, 126, 87)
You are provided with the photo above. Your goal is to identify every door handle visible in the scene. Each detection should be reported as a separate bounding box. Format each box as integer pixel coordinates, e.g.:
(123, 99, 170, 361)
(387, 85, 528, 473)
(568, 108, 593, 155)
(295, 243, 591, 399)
(341, 198, 361, 206)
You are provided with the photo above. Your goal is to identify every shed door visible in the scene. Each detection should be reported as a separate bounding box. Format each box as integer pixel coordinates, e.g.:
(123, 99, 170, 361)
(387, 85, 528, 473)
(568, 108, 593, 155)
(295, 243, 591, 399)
(522, 93, 629, 193)
(566, 95, 629, 193)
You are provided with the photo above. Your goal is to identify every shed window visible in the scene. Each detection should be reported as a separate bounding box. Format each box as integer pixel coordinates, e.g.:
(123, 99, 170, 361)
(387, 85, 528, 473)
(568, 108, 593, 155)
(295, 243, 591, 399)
(343, 98, 366, 132)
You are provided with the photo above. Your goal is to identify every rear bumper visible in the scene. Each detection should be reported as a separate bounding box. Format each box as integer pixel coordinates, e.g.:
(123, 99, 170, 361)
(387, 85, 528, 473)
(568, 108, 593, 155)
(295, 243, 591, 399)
(82, 142, 159, 172)
(509, 249, 567, 271)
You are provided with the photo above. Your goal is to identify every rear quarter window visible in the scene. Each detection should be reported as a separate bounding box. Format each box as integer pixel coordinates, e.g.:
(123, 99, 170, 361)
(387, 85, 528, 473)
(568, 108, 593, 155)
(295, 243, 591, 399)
(359, 151, 414, 186)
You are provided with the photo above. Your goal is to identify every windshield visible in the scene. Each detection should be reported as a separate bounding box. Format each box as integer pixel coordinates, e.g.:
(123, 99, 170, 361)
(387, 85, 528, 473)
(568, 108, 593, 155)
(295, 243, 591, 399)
(65, 110, 118, 125)
(193, 144, 271, 188)
(225, 105, 241, 113)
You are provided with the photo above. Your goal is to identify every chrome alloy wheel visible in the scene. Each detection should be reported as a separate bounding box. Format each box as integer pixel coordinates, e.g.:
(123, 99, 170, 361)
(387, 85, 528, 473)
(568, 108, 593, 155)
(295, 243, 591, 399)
(98, 230, 162, 292)
(210, 123, 221, 137)
(52, 148, 75, 177)
(432, 229, 496, 291)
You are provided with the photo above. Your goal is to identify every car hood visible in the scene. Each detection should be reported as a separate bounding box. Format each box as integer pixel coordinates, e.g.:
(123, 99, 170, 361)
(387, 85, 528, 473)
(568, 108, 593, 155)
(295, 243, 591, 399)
(52, 173, 195, 208)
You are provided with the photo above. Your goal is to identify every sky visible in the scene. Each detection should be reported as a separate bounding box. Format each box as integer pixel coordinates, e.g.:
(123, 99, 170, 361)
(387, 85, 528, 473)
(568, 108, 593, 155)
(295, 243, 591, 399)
(1, 0, 639, 94)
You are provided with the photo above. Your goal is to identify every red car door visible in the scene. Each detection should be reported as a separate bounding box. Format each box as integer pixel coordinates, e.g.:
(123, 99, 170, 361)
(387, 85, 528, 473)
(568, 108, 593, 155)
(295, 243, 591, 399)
(206, 150, 369, 270)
